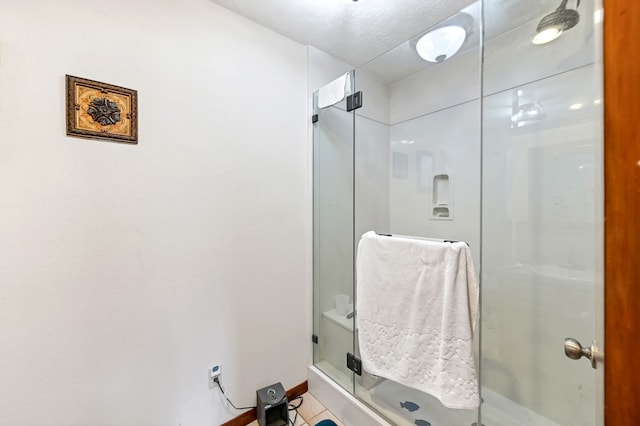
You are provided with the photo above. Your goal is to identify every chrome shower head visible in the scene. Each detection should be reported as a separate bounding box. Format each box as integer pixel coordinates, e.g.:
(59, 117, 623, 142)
(533, 0, 581, 45)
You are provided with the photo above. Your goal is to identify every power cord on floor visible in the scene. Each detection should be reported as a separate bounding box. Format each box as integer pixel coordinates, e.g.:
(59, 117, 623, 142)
(287, 395, 303, 426)
(213, 377, 257, 411)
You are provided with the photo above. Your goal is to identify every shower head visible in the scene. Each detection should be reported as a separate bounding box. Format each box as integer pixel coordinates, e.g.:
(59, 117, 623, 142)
(532, 0, 581, 45)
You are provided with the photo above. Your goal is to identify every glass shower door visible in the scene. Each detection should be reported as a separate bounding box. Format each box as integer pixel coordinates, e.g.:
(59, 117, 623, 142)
(351, 3, 483, 425)
(480, 0, 604, 424)
(312, 75, 356, 391)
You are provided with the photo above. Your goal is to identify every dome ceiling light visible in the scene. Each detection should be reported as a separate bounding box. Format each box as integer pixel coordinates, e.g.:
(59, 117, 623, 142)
(415, 25, 467, 63)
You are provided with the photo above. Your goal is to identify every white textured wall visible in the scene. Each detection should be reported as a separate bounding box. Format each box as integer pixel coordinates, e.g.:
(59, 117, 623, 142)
(0, 1, 308, 425)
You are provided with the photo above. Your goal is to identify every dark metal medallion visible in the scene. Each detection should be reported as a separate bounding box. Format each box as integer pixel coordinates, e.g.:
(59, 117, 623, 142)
(87, 97, 122, 126)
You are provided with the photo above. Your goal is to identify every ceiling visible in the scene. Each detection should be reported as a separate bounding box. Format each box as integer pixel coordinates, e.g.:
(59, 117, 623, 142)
(209, 0, 589, 85)
(208, 0, 476, 67)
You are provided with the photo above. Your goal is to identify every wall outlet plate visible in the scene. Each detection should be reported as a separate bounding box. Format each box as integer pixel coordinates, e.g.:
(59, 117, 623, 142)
(208, 363, 221, 389)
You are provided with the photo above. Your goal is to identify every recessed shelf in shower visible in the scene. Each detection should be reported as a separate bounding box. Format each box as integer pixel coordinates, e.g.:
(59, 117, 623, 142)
(431, 173, 453, 220)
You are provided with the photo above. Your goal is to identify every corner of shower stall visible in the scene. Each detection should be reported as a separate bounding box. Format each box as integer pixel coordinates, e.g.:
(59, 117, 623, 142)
(312, 0, 603, 425)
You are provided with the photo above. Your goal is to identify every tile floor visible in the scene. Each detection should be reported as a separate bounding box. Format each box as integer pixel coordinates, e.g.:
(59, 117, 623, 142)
(248, 392, 343, 426)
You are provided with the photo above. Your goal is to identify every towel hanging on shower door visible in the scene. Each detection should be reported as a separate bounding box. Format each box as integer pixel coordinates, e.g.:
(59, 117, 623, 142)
(356, 231, 480, 410)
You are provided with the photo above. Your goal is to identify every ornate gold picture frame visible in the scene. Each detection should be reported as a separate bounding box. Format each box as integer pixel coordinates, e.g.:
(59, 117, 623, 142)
(66, 75, 138, 144)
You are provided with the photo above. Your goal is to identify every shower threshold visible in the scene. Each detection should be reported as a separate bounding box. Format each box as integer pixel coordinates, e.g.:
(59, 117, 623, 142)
(310, 365, 561, 426)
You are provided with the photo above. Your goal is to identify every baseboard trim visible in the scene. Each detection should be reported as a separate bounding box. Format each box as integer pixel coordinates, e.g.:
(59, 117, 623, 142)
(287, 381, 309, 401)
(220, 380, 308, 426)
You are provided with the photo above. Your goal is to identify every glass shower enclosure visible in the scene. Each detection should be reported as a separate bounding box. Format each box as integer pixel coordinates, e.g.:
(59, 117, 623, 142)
(312, 1, 603, 425)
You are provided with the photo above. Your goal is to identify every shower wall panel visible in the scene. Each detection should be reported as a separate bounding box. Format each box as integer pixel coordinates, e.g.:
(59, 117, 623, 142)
(389, 48, 480, 125)
(355, 71, 391, 126)
(355, 116, 391, 239)
(354, 71, 392, 239)
(387, 101, 481, 261)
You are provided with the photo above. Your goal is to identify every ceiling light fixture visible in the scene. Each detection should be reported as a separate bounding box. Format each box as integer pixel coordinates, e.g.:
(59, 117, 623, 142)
(415, 25, 467, 63)
(532, 0, 581, 45)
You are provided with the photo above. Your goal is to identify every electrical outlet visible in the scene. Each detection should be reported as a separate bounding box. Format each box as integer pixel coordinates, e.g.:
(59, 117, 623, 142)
(208, 363, 221, 389)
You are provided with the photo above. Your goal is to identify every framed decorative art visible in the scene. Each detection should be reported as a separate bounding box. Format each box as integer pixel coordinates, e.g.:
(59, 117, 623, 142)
(66, 75, 138, 144)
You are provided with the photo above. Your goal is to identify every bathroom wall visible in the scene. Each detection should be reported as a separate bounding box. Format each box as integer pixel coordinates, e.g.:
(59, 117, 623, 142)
(0, 1, 308, 425)
(308, 47, 354, 99)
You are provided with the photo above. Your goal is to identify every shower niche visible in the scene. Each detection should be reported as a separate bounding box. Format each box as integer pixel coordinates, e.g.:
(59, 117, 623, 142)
(312, 0, 603, 425)
(431, 173, 453, 220)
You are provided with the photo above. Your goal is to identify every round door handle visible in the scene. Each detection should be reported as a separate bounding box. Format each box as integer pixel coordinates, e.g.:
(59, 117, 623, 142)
(564, 337, 591, 359)
(564, 337, 603, 369)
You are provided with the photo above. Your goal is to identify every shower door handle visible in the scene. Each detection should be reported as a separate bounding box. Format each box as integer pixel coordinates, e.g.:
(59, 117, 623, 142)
(564, 337, 603, 369)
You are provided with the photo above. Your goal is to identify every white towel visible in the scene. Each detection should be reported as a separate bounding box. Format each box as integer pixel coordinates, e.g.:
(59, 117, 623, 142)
(318, 73, 351, 109)
(356, 231, 479, 409)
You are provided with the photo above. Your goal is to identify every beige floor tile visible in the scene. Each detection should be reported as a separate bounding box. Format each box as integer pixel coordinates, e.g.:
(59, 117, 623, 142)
(308, 409, 344, 426)
(290, 411, 307, 426)
(296, 392, 326, 423)
(287, 395, 307, 425)
(247, 421, 258, 426)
